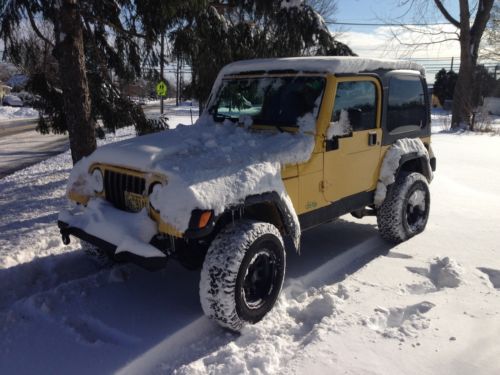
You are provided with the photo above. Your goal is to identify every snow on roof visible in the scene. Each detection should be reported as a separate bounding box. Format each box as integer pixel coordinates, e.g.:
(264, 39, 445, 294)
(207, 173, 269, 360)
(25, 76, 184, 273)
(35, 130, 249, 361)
(219, 56, 426, 77)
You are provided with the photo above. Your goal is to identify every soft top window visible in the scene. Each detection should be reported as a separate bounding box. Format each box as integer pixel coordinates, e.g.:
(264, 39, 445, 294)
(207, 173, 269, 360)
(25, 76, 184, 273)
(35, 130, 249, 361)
(387, 75, 427, 134)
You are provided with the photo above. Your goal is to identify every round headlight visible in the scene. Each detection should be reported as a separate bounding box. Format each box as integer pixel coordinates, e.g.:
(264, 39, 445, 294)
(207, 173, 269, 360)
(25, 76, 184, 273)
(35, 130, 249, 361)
(149, 182, 163, 211)
(91, 168, 104, 193)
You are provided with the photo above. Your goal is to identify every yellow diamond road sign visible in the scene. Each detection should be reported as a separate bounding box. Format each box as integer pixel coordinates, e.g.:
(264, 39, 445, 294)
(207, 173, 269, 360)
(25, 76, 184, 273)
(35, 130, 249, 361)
(156, 81, 167, 97)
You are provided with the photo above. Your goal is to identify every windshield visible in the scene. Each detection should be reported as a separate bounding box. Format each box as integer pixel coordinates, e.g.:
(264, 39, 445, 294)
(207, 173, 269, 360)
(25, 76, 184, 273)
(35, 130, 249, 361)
(210, 76, 325, 127)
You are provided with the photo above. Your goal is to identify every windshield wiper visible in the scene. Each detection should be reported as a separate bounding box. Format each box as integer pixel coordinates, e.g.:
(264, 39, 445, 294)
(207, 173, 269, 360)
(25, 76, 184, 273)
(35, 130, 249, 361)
(214, 113, 237, 122)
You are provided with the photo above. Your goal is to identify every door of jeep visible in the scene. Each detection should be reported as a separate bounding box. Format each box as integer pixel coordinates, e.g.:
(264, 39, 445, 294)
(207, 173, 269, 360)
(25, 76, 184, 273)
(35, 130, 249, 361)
(323, 76, 382, 202)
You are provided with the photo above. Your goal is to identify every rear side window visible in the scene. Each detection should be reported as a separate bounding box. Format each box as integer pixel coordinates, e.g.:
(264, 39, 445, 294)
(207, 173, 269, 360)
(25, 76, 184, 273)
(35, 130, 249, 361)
(387, 76, 427, 134)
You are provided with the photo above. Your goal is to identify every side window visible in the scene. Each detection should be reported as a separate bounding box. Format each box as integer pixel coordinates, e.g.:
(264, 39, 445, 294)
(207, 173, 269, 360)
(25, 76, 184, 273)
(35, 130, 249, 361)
(387, 76, 427, 133)
(331, 81, 377, 135)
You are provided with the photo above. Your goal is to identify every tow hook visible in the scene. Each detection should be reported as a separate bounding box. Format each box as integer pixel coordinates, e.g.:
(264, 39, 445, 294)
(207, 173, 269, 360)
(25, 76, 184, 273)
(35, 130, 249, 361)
(61, 230, 71, 245)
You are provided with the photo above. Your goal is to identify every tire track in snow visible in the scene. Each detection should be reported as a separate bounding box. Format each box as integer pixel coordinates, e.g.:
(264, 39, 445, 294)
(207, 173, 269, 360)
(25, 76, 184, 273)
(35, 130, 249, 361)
(0, 250, 105, 311)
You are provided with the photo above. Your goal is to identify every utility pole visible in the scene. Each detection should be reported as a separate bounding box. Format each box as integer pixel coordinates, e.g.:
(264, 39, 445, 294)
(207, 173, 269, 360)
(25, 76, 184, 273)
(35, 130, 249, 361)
(160, 33, 165, 115)
(450, 57, 454, 71)
(176, 54, 180, 106)
(180, 57, 183, 105)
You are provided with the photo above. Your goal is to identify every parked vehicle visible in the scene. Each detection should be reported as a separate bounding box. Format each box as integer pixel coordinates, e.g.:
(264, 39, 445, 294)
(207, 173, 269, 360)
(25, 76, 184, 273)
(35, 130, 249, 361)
(3, 94, 23, 107)
(59, 57, 436, 331)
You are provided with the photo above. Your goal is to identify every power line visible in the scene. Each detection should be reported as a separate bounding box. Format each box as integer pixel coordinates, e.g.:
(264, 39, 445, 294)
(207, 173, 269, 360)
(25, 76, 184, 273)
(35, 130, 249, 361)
(326, 21, 452, 27)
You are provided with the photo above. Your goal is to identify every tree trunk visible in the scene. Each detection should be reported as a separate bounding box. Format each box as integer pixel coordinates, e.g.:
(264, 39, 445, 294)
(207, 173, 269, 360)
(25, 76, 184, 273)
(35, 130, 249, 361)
(448, 0, 494, 129)
(451, 32, 473, 128)
(53, 0, 96, 164)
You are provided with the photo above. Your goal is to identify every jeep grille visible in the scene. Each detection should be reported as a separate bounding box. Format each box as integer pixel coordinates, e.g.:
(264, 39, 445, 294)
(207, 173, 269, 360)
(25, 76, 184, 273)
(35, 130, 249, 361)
(104, 169, 146, 212)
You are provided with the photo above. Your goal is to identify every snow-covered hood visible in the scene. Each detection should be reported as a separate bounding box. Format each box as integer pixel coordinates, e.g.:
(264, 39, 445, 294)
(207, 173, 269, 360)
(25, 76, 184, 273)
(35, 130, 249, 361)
(76, 116, 314, 174)
(68, 114, 316, 232)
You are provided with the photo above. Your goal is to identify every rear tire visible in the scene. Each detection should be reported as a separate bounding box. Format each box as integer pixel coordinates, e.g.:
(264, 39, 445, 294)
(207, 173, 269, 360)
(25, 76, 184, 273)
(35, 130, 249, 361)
(200, 220, 285, 331)
(377, 172, 430, 243)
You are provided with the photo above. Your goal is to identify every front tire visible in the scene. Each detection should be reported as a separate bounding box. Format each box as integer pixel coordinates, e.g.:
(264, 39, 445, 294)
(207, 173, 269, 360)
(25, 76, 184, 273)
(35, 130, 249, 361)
(377, 172, 430, 243)
(200, 220, 285, 331)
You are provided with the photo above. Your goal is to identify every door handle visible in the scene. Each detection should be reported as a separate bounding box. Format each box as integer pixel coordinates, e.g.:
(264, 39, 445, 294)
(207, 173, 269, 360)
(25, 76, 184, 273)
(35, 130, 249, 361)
(368, 132, 377, 146)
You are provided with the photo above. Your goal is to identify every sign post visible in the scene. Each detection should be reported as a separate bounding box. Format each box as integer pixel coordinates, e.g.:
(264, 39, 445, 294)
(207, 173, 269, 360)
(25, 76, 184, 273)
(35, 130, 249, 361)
(156, 81, 167, 114)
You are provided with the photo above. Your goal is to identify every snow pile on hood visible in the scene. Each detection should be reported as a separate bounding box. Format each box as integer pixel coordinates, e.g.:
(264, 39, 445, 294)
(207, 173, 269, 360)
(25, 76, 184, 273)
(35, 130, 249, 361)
(374, 138, 432, 207)
(66, 114, 317, 234)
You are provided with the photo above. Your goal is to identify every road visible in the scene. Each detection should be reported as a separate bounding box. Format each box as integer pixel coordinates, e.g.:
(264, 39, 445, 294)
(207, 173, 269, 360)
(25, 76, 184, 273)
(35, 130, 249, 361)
(0, 104, 166, 179)
(0, 127, 69, 179)
(0, 117, 39, 137)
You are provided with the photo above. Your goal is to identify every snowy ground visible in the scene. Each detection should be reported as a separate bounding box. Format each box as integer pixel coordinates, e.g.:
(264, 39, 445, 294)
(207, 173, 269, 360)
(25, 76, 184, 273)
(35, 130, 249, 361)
(1, 108, 500, 374)
(0, 106, 38, 121)
(432, 108, 500, 133)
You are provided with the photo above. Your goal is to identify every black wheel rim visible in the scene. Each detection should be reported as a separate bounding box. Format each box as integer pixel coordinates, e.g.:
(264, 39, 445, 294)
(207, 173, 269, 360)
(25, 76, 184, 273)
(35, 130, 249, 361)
(405, 187, 427, 232)
(242, 249, 277, 310)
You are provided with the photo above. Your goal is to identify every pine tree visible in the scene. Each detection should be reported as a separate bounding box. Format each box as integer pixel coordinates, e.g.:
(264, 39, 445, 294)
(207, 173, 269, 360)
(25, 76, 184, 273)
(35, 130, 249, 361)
(172, 0, 354, 112)
(433, 69, 458, 107)
(0, 0, 190, 163)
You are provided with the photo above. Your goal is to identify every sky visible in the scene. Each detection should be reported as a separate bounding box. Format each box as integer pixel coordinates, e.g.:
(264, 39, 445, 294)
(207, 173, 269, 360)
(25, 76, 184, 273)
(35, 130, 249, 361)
(330, 0, 465, 81)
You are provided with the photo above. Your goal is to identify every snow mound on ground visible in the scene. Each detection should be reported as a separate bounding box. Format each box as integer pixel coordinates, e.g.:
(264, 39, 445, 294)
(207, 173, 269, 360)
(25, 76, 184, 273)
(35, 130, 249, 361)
(407, 257, 464, 290)
(364, 301, 435, 340)
(374, 138, 431, 207)
(477, 267, 500, 289)
(0, 106, 38, 120)
(430, 257, 464, 289)
(174, 283, 349, 375)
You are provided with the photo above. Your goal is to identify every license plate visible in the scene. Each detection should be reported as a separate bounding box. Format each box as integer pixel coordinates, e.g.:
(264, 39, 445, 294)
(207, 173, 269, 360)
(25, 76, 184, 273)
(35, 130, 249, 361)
(124, 191, 148, 212)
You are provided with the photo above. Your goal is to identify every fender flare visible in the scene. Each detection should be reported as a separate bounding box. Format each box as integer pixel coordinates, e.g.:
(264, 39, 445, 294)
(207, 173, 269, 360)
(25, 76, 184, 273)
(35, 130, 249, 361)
(184, 192, 301, 253)
(374, 138, 433, 207)
(243, 192, 301, 253)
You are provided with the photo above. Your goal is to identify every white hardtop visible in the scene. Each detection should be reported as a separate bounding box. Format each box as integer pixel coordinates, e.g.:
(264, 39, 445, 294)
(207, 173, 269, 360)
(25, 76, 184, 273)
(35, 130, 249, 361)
(219, 56, 425, 77)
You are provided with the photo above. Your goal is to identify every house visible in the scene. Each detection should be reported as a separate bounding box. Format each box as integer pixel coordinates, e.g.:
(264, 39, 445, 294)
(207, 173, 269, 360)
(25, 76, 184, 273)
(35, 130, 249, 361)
(0, 82, 12, 102)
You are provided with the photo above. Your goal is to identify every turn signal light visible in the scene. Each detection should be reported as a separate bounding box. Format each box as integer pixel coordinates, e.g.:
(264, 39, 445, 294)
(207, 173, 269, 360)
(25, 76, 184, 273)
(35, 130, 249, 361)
(198, 211, 212, 228)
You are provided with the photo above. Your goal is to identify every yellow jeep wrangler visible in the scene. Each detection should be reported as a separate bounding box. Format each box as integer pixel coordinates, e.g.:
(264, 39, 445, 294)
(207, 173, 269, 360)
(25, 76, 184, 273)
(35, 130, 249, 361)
(59, 57, 436, 331)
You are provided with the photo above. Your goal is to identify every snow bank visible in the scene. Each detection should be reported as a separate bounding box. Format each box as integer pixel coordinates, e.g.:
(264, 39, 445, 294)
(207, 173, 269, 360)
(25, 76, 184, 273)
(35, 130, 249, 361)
(0, 106, 38, 120)
(176, 283, 348, 375)
(374, 138, 431, 206)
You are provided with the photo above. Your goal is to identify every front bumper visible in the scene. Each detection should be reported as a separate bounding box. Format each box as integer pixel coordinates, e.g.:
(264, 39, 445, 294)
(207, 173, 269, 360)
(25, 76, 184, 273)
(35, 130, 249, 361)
(58, 220, 168, 271)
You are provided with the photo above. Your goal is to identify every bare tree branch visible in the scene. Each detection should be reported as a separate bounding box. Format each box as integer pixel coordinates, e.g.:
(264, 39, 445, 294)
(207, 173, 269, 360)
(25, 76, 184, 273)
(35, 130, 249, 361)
(471, 0, 494, 40)
(433, 0, 460, 28)
(393, 34, 459, 47)
(26, 8, 54, 47)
